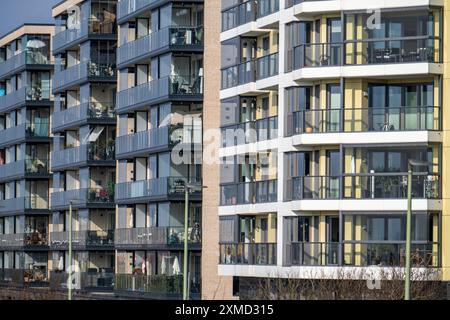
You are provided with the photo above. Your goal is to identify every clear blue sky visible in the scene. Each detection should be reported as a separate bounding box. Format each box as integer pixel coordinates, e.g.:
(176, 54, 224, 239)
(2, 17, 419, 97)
(0, 0, 60, 38)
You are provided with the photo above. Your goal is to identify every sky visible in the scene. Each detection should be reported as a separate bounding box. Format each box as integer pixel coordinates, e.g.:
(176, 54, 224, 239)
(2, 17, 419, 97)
(0, 0, 60, 38)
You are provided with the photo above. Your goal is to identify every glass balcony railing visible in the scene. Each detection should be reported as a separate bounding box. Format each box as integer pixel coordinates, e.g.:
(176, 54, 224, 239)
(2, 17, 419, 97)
(290, 109, 341, 135)
(343, 242, 440, 267)
(221, 116, 278, 147)
(26, 119, 50, 137)
(49, 230, 114, 249)
(114, 274, 200, 297)
(51, 187, 115, 209)
(53, 62, 116, 92)
(221, 60, 256, 89)
(50, 271, 114, 292)
(116, 177, 202, 202)
(52, 102, 115, 131)
(117, 75, 203, 112)
(0, 158, 49, 181)
(0, 268, 49, 287)
(286, 242, 440, 267)
(287, 106, 440, 136)
(220, 179, 277, 206)
(0, 233, 48, 248)
(115, 226, 201, 247)
(286, 176, 340, 201)
(219, 243, 277, 265)
(288, 242, 339, 266)
(0, 85, 50, 112)
(257, 0, 280, 18)
(343, 173, 440, 199)
(0, 50, 51, 78)
(222, 0, 257, 31)
(256, 53, 279, 80)
(53, 18, 117, 53)
(118, 26, 203, 66)
(343, 106, 440, 132)
(25, 158, 50, 175)
(292, 36, 440, 70)
(0, 196, 49, 214)
(51, 142, 115, 170)
(118, 0, 157, 21)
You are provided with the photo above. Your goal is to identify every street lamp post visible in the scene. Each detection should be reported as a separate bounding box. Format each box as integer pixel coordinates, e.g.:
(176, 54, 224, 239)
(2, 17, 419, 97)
(183, 182, 206, 301)
(67, 198, 83, 301)
(68, 200, 73, 301)
(405, 159, 430, 301)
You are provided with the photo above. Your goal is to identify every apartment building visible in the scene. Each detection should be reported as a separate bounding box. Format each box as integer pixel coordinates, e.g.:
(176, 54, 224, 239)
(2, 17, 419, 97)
(0, 24, 54, 285)
(114, 0, 204, 298)
(216, 0, 449, 298)
(49, 0, 117, 289)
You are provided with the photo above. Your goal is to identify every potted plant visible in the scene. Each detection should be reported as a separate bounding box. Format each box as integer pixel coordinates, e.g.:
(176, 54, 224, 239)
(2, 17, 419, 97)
(107, 181, 115, 202)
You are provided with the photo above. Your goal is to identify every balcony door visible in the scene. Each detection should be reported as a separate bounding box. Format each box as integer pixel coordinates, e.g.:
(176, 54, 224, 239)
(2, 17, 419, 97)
(327, 18, 341, 65)
(327, 84, 341, 132)
(326, 216, 339, 265)
(327, 150, 340, 199)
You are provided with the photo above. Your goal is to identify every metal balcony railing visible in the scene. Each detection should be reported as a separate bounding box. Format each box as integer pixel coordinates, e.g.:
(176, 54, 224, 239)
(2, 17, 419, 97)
(49, 230, 114, 249)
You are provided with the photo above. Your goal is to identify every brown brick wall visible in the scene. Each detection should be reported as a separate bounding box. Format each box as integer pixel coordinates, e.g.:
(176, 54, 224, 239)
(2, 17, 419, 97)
(201, 0, 235, 300)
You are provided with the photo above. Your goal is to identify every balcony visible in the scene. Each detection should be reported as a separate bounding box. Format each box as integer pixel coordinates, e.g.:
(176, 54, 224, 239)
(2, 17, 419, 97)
(0, 120, 50, 147)
(116, 124, 201, 159)
(49, 230, 114, 249)
(343, 173, 440, 199)
(257, 0, 280, 18)
(114, 274, 200, 299)
(286, 176, 340, 201)
(115, 177, 202, 204)
(115, 126, 170, 158)
(221, 60, 256, 90)
(220, 180, 277, 206)
(256, 52, 279, 80)
(117, 0, 158, 23)
(0, 196, 49, 214)
(116, 75, 203, 113)
(52, 102, 115, 132)
(219, 243, 277, 265)
(0, 233, 49, 249)
(286, 242, 440, 267)
(291, 36, 440, 72)
(222, 0, 257, 32)
(51, 142, 115, 171)
(50, 271, 114, 292)
(288, 106, 440, 136)
(0, 50, 52, 80)
(50, 187, 115, 210)
(115, 226, 201, 249)
(0, 85, 51, 113)
(53, 62, 116, 93)
(117, 26, 204, 68)
(0, 269, 49, 287)
(0, 158, 50, 182)
(221, 116, 278, 147)
(53, 19, 117, 54)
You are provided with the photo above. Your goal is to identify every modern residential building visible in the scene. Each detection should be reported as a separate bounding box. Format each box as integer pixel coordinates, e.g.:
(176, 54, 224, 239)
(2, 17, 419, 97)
(114, 0, 204, 298)
(49, 0, 117, 291)
(0, 24, 54, 286)
(216, 0, 449, 298)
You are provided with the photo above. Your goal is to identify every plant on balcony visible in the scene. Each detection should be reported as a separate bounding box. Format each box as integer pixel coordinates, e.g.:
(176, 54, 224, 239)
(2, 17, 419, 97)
(107, 181, 115, 202)
(106, 139, 115, 159)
